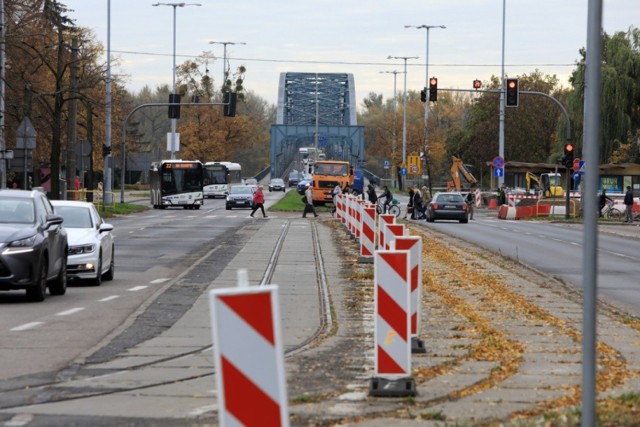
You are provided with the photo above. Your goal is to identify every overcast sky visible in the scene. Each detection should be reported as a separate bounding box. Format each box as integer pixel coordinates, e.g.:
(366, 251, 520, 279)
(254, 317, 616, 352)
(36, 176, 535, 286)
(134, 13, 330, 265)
(62, 0, 638, 110)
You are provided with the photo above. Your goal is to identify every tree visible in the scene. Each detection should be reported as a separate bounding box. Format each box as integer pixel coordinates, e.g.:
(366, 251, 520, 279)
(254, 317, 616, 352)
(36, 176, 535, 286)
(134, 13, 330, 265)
(568, 27, 640, 163)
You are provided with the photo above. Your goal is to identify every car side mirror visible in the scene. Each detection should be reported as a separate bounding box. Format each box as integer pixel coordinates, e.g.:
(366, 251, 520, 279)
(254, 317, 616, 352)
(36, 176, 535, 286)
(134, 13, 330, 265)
(46, 213, 64, 228)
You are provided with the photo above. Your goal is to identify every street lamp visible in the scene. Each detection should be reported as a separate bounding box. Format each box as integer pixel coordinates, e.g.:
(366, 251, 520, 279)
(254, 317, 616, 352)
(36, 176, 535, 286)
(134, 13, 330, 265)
(152, 2, 201, 160)
(387, 56, 418, 169)
(405, 24, 445, 193)
(209, 41, 246, 92)
(379, 70, 404, 182)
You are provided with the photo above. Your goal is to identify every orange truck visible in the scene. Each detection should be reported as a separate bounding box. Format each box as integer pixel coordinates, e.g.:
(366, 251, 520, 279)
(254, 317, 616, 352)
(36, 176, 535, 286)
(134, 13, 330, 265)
(311, 160, 354, 205)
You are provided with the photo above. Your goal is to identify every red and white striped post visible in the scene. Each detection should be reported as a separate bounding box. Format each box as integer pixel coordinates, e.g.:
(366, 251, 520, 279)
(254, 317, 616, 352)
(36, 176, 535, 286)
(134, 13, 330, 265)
(369, 250, 416, 396)
(393, 236, 425, 353)
(384, 224, 405, 250)
(209, 285, 289, 427)
(377, 214, 396, 250)
(358, 204, 377, 263)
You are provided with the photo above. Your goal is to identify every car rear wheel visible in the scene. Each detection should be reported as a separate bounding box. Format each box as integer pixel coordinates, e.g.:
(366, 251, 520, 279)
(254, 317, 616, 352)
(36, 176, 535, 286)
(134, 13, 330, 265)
(27, 259, 47, 302)
(49, 256, 67, 295)
(226, 204, 232, 210)
(90, 254, 102, 286)
(103, 245, 115, 281)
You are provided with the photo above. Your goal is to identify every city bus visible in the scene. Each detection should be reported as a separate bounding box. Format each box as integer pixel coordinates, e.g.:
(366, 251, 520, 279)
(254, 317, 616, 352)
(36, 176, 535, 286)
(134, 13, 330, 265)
(149, 160, 204, 209)
(203, 162, 242, 198)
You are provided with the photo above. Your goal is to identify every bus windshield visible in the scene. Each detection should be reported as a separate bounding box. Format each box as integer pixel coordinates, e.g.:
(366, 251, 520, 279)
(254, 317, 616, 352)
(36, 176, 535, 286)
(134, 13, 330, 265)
(150, 160, 204, 209)
(160, 162, 203, 195)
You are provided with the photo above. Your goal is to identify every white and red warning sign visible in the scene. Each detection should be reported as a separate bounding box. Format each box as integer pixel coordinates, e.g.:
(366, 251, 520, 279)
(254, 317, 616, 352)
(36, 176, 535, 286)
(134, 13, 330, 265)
(209, 285, 289, 427)
(393, 236, 423, 338)
(374, 250, 412, 378)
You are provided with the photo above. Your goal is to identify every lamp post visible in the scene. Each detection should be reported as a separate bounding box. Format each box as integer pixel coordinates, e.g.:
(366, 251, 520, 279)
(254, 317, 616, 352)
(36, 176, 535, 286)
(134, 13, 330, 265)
(380, 70, 403, 185)
(405, 24, 445, 193)
(499, 0, 506, 187)
(208, 41, 246, 92)
(152, 2, 201, 160)
(387, 56, 418, 168)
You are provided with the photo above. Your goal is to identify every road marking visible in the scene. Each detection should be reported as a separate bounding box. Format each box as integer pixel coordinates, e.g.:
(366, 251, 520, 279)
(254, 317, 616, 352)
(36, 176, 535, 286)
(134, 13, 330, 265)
(10, 322, 44, 332)
(98, 295, 120, 302)
(4, 413, 34, 426)
(150, 278, 170, 284)
(128, 286, 148, 292)
(56, 307, 85, 316)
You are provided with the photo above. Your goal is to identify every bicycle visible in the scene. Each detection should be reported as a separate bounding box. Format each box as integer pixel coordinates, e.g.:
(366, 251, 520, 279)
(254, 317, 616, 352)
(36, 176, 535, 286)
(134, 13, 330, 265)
(601, 200, 624, 219)
(376, 198, 401, 217)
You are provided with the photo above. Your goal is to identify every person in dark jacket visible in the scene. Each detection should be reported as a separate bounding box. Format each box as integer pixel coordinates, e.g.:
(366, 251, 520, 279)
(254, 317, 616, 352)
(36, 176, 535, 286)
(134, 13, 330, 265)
(380, 186, 392, 213)
(599, 189, 614, 217)
(624, 186, 634, 223)
(366, 183, 378, 205)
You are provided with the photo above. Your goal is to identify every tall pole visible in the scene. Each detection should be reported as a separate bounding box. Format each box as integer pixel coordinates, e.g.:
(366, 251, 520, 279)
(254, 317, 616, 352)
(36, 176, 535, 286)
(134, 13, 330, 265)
(498, 0, 506, 187)
(104, 0, 112, 204)
(209, 41, 246, 92)
(387, 56, 418, 166)
(380, 70, 402, 187)
(153, 3, 202, 160)
(0, 0, 5, 190)
(405, 24, 445, 193)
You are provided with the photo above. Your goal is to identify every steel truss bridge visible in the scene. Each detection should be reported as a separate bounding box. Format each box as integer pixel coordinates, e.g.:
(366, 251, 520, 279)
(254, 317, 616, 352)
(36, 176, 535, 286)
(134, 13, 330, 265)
(270, 72, 364, 178)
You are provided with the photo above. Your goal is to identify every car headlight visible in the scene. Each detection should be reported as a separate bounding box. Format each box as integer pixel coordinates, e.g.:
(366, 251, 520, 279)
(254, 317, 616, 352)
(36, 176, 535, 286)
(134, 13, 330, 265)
(3, 235, 37, 254)
(68, 244, 96, 255)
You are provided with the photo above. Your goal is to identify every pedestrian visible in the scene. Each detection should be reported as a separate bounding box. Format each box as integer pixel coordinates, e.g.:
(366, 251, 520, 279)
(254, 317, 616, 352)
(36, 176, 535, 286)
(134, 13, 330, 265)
(343, 184, 351, 195)
(331, 184, 341, 216)
(599, 188, 614, 217)
(465, 188, 476, 220)
(366, 183, 378, 205)
(250, 185, 268, 218)
(624, 185, 634, 223)
(411, 186, 423, 219)
(380, 185, 392, 214)
(303, 184, 318, 218)
(404, 187, 414, 219)
(420, 186, 431, 220)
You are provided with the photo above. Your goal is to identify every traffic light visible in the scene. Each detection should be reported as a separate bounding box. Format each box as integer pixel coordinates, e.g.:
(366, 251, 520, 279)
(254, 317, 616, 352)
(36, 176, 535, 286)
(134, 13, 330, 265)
(102, 144, 111, 157)
(429, 77, 437, 102)
(563, 143, 574, 166)
(168, 94, 181, 119)
(223, 92, 237, 117)
(473, 79, 482, 90)
(506, 78, 519, 107)
(420, 87, 427, 103)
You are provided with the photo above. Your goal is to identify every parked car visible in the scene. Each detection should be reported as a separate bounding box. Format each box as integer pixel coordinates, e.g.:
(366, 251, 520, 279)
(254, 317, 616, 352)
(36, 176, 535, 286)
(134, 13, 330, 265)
(425, 192, 469, 223)
(268, 178, 286, 192)
(226, 185, 256, 210)
(0, 189, 68, 301)
(51, 200, 115, 286)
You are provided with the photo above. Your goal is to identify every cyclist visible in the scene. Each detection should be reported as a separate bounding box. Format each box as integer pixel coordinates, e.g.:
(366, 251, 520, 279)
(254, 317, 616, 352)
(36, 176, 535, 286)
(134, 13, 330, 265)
(598, 189, 614, 217)
(380, 185, 392, 213)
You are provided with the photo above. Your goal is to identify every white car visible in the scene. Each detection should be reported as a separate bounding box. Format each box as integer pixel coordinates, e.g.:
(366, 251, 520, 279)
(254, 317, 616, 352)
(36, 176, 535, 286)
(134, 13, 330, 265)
(51, 200, 115, 286)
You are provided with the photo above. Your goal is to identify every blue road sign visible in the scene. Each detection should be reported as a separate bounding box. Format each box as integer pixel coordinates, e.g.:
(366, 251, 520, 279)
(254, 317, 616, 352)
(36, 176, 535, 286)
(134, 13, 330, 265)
(401, 167, 407, 176)
(494, 167, 504, 177)
(492, 156, 505, 169)
(384, 160, 390, 169)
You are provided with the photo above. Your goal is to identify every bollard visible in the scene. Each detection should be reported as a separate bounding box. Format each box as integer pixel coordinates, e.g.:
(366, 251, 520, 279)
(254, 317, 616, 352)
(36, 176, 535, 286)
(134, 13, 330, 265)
(393, 236, 425, 353)
(209, 284, 290, 427)
(377, 214, 396, 250)
(369, 250, 415, 397)
(358, 204, 376, 263)
(384, 224, 406, 250)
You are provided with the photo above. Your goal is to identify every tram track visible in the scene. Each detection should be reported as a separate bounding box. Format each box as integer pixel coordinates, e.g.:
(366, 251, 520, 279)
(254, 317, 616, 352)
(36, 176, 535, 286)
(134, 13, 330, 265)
(0, 218, 334, 412)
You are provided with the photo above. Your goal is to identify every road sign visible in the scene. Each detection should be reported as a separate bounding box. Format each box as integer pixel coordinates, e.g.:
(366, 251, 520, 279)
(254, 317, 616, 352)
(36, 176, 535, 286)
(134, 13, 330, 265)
(384, 160, 390, 169)
(572, 158, 580, 171)
(494, 167, 504, 177)
(410, 165, 418, 174)
(492, 156, 504, 169)
(579, 160, 585, 171)
(16, 117, 37, 149)
(400, 167, 407, 176)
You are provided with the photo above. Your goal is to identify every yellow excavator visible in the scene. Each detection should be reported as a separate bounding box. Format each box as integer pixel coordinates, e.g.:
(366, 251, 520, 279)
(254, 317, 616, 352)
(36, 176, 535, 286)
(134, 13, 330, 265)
(447, 156, 478, 192)
(525, 171, 563, 197)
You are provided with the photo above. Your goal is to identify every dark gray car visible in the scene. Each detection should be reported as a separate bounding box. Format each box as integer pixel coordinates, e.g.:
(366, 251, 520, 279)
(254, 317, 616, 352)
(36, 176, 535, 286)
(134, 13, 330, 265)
(0, 189, 68, 301)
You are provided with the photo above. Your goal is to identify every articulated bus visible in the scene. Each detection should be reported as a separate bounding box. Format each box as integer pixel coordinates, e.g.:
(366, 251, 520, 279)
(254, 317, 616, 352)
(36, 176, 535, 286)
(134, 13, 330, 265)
(203, 162, 242, 198)
(150, 160, 204, 209)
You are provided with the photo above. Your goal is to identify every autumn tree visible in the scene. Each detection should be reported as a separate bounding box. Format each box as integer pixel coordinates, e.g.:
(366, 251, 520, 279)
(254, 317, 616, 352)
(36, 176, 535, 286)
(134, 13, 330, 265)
(568, 27, 640, 163)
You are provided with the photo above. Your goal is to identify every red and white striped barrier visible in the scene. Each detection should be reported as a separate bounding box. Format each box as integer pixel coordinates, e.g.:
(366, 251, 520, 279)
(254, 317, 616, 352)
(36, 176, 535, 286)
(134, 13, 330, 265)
(373, 250, 412, 379)
(393, 236, 423, 345)
(383, 224, 406, 250)
(475, 189, 482, 208)
(209, 285, 289, 427)
(359, 204, 377, 260)
(507, 194, 541, 207)
(335, 193, 344, 222)
(377, 214, 396, 250)
(355, 200, 366, 240)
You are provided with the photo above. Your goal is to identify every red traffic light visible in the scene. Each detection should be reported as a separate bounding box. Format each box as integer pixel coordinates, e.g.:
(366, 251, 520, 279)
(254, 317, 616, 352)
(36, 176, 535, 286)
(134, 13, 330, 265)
(429, 77, 437, 87)
(429, 77, 438, 102)
(473, 79, 482, 89)
(564, 143, 574, 153)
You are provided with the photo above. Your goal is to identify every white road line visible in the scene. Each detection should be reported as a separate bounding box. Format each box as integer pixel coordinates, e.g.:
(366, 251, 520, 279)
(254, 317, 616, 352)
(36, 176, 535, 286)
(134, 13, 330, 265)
(128, 286, 148, 292)
(56, 307, 85, 316)
(10, 322, 44, 332)
(150, 278, 170, 284)
(98, 295, 120, 302)
(3, 413, 34, 426)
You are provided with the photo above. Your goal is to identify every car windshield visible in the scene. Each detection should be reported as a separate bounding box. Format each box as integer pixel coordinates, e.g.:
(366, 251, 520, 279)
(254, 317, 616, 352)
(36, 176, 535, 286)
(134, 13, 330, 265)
(54, 206, 93, 228)
(230, 186, 253, 195)
(436, 194, 464, 203)
(0, 198, 35, 223)
(271, 179, 283, 185)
